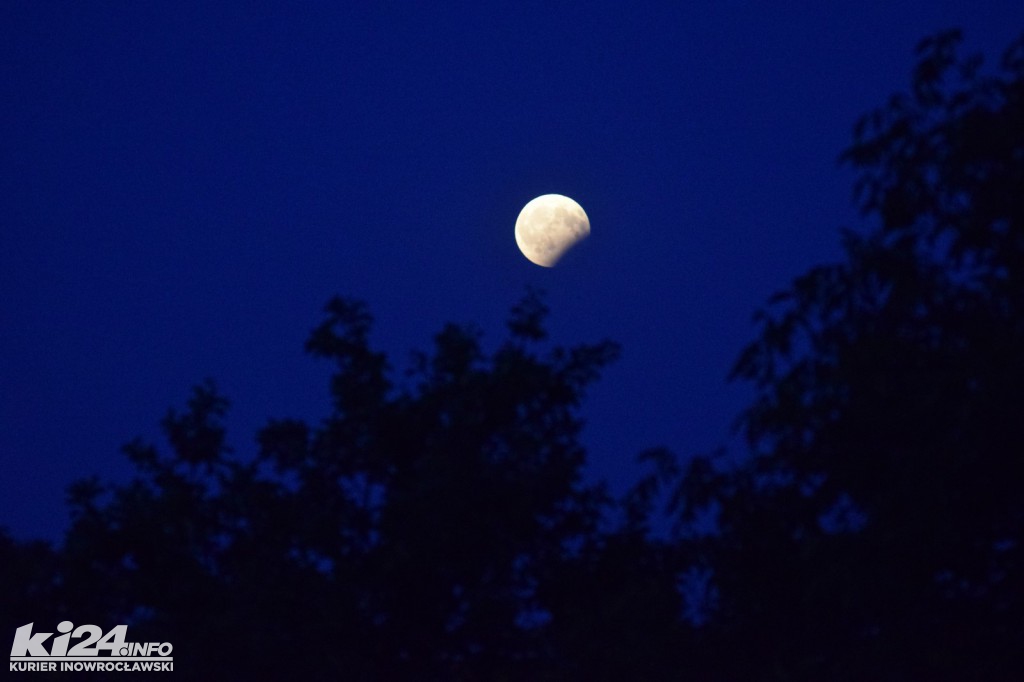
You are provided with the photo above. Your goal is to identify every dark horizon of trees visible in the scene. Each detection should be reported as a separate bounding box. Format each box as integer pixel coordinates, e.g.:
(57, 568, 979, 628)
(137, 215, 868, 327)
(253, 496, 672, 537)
(3, 29, 1022, 680)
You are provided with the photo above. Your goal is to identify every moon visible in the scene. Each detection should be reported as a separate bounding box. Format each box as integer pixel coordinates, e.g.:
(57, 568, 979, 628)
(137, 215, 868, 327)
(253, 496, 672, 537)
(515, 194, 590, 267)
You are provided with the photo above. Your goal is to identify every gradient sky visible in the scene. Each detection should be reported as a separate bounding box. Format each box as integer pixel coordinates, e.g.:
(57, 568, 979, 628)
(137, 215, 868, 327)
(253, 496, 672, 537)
(4, 2, 1023, 542)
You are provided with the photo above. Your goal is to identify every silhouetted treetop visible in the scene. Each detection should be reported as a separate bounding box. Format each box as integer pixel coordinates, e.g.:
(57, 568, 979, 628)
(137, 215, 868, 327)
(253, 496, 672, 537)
(666, 29, 1024, 680)
(15, 290, 695, 680)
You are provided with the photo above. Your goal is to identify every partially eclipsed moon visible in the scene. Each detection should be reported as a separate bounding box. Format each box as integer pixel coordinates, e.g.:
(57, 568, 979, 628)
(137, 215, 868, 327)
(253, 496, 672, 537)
(515, 194, 590, 267)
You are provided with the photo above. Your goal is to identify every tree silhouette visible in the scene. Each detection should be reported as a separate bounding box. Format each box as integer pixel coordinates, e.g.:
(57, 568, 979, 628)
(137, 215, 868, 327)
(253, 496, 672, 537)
(9, 289, 690, 680)
(664, 29, 1024, 680)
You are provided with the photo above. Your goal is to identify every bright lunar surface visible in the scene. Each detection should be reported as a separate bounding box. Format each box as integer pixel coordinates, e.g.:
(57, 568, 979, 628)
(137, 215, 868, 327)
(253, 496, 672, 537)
(515, 194, 590, 267)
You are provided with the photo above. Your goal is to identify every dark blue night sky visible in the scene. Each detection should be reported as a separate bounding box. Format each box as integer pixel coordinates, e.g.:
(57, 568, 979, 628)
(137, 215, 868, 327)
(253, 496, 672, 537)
(3, 2, 1023, 542)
